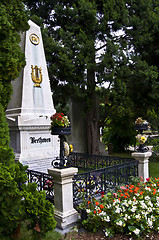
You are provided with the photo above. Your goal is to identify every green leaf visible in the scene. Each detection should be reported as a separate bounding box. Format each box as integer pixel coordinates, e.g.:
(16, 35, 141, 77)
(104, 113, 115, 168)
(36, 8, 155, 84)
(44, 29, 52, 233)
(128, 225, 136, 232)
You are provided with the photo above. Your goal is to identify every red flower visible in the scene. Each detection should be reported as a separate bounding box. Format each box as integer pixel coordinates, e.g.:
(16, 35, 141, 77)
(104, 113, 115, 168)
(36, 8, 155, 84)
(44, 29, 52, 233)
(34, 222, 40, 233)
(101, 191, 105, 194)
(134, 187, 140, 194)
(98, 209, 102, 213)
(94, 210, 96, 214)
(88, 201, 91, 205)
(153, 189, 156, 195)
(95, 201, 99, 206)
(100, 204, 104, 209)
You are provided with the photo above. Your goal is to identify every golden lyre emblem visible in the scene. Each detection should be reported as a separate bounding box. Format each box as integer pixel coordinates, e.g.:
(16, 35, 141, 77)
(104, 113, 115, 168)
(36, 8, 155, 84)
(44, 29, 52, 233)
(31, 65, 42, 87)
(29, 33, 40, 45)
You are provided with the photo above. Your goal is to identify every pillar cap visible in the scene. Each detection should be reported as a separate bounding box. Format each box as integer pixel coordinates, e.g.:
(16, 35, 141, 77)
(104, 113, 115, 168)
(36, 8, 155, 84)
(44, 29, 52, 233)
(131, 151, 152, 158)
(48, 167, 78, 178)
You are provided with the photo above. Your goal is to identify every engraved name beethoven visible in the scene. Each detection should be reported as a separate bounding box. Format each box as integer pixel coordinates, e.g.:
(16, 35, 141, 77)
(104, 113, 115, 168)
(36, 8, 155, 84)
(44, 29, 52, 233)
(30, 137, 51, 144)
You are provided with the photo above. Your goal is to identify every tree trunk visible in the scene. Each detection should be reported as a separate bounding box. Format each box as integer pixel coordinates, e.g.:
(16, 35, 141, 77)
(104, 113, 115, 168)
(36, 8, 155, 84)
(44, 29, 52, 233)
(87, 93, 99, 155)
(87, 64, 99, 155)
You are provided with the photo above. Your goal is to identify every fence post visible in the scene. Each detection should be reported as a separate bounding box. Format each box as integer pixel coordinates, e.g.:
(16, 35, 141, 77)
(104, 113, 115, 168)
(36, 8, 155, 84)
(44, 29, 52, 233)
(48, 167, 78, 230)
(131, 152, 152, 182)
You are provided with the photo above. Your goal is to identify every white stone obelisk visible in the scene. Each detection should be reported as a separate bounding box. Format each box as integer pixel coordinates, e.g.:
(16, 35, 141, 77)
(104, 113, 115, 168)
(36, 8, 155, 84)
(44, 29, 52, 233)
(6, 20, 59, 172)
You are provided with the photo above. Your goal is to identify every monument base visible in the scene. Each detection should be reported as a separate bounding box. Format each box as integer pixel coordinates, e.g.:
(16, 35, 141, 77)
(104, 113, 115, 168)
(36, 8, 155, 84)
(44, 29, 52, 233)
(7, 115, 59, 173)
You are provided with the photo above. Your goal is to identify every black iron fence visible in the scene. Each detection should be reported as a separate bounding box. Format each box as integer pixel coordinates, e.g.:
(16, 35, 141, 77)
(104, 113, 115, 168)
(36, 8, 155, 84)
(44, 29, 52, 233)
(69, 152, 135, 172)
(72, 154, 138, 206)
(26, 153, 138, 207)
(26, 169, 54, 203)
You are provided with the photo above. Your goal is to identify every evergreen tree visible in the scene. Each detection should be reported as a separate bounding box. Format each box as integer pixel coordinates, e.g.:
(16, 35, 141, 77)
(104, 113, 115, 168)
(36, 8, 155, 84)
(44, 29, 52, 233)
(0, 1, 29, 236)
(0, 0, 29, 110)
(123, 0, 159, 125)
(24, 0, 128, 154)
(24, 0, 159, 152)
(0, 1, 57, 237)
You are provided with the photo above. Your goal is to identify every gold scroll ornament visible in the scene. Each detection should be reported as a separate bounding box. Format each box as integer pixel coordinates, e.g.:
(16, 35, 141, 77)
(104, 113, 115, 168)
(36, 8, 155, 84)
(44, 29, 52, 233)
(31, 65, 42, 87)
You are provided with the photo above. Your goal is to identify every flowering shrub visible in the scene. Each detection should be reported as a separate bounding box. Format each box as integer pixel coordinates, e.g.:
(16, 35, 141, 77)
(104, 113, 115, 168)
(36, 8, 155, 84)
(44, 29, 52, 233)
(44, 180, 54, 190)
(135, 117, 148, 125)
(136, 134, 147, 144)
(50, 113, 70, 128)
(81, 177, 159, 239)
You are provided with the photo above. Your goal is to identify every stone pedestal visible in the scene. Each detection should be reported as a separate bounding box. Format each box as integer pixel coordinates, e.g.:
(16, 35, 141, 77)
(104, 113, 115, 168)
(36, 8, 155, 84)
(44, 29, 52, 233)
(48, 167, 78, 230)
(131, 152, 152, 182)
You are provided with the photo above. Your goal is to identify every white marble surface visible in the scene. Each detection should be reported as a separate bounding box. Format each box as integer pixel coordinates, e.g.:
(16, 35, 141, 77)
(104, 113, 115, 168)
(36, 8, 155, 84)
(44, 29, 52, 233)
(132, 151, 152, 182)
(6, 20, 59, 172)
(48, 168, 79, 229)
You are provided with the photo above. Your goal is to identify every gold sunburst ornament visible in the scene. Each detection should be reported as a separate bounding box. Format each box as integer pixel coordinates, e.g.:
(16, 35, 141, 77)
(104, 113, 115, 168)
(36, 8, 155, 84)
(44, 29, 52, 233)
(31, 65, 42, 87)
(29, 33, 40, 45)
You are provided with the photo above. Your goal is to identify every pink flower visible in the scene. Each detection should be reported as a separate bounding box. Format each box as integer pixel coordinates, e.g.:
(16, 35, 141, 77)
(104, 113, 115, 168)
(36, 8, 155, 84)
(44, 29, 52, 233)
(146, 178, 150, 181)
(120, 186, 126, 190)
(113, 193, 117, 197)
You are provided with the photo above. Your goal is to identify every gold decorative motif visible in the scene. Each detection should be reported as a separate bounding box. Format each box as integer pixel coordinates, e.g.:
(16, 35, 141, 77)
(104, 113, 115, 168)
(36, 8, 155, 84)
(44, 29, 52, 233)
(31, 65, 42, 87)
(29, 33, 40, 45)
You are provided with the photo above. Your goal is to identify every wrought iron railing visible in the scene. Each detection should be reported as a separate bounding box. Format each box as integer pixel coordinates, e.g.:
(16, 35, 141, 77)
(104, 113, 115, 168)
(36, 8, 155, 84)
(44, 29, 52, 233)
(26, 153, 138, 207)
(73, 158, 138, 206)
(26, 169, 54, 203)
(69, 152, 135, 171)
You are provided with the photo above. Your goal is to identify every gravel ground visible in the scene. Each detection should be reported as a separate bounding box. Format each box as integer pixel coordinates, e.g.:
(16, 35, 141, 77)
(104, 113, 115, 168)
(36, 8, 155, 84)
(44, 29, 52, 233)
(63, 229, 159, 240)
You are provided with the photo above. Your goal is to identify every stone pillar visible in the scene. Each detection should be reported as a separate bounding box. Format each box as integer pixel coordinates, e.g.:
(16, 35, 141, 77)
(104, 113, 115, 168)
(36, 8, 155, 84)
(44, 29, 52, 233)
(48, 167, 78, 230)
(131, 152, 152, 182)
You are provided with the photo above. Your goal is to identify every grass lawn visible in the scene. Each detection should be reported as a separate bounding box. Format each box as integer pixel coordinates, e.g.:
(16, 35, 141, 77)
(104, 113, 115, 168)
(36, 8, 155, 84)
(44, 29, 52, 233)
(149, 161, 159, 178)
(111, 151, 159, 178)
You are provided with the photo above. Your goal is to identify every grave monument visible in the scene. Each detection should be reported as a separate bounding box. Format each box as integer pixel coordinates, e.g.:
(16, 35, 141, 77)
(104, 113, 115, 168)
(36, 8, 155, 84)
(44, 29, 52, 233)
(6, 20, 59, 173)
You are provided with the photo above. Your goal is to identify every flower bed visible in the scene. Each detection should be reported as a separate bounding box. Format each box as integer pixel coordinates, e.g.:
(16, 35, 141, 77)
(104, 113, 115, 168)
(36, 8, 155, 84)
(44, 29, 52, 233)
(81, 177, 159, 239)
